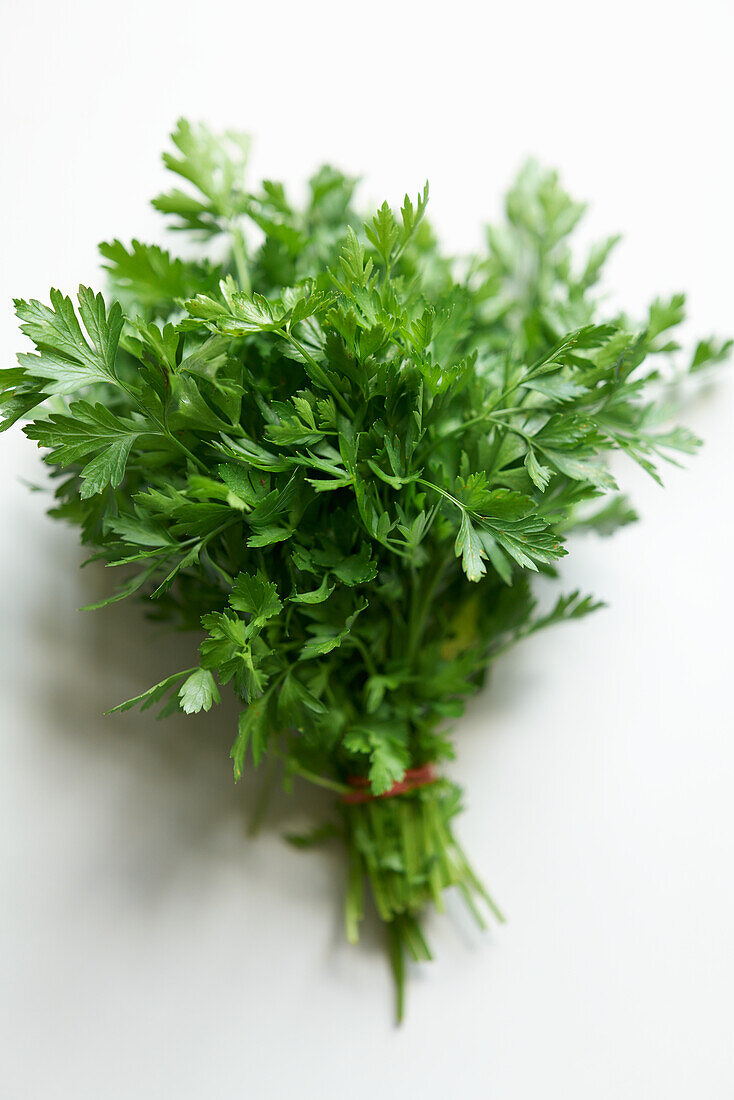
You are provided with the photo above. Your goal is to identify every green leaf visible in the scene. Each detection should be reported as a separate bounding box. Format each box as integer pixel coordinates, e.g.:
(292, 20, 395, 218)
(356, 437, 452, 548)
(564, 495, 639, 537)
(24, 401, 146, 496)
(455, 513, 486, 583)
(344, 721, 410, 796)
(246, 525, 293, 547)
(365, 202, 399, 266)
(331, 544, 378, 586)
(179, 668, 220, 714)
(690, 336, 733, 373)
(542, 448, 617, 490)
(106, 669, 196, 715)
(523, 375, 585, 401)
(647, 293, 685, 341)
(188, 287, 287, 335)
(229, 571, 283, 627)
(15, 287, 123, 394)
(153, 119, 250, 232)
(100, 239, 221, 314)
(369, 737, 410, 796)
(487, 520, 565, 572)
(279, 673, 327, 723)
(340, 226, 373, 286)
(300, 600, 367, 659)
(524, 448, 552, 492)
(290, 576, 335, 604)
(79, 439, 136, 498)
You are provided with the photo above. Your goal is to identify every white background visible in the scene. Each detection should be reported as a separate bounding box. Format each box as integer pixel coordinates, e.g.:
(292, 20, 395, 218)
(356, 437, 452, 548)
(1, 1, 733, 1096)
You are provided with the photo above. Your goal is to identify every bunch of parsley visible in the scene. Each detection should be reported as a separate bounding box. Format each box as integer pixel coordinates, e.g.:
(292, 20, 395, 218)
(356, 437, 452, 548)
(5, 121, 729, 1019)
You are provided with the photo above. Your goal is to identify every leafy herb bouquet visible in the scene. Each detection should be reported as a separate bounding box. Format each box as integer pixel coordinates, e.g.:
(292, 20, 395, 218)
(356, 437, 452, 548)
(5, 121, 729, 1019)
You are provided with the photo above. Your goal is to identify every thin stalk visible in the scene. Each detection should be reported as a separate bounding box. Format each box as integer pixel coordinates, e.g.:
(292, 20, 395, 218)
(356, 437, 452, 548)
(399, 800, 418, 885)
(457, 881, 487, 930)
(421, 404, 540, 457)
(388, 922, 406, 1024)
(345, 845, 364, 945)
(163, 428, 208, 474)
(117, 378, 208, 475)
(342, 783, 502, 1021)
(274, 753, 350, 795)
(284, 332, 354, 419)
(406, 915, 433, 961)
(348, 634, 378, 677)
(407, 551, 449, 663)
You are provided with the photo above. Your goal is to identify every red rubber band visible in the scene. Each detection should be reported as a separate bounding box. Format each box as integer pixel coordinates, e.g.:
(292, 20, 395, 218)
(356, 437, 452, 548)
(341, 763, 438, 804)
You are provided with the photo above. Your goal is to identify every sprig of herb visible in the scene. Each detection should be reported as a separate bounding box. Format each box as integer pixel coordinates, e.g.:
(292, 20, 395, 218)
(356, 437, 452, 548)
(5, 122, 728, 1020)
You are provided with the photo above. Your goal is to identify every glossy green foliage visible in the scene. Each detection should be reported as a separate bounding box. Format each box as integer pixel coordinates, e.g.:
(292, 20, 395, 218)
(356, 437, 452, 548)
(6, 124, 725, 800)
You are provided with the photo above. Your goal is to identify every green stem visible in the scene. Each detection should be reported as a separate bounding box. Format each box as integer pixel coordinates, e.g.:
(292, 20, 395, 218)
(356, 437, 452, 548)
(165, 428, 208, 473)
(388, 921, 406, 1024)
(117, 378, 208, 475)
(345, 845, 364, 945)
(349, 634, 378, 677)
(341, 783, 500, 1022)
(276, 754, 350, 795)
(422, 405, 538, 456)
(415, 477, 464, 512)
(407, 551, 448, 663)
(231, 226, 251, 294)
(284, 333, 355, 419)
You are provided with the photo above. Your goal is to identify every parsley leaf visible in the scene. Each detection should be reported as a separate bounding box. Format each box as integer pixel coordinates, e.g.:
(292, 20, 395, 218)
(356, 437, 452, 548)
(8, 121, 729, 1018)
